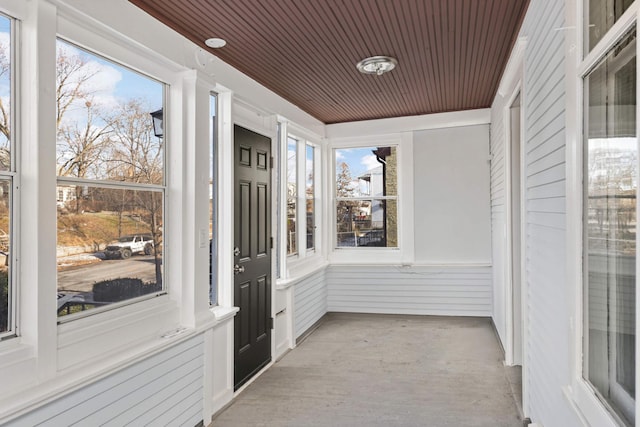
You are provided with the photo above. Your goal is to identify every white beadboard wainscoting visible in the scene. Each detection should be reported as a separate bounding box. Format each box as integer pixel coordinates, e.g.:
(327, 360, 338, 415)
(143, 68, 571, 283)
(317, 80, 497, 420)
(326, 265, 492, 316)
(293, 268, 328, 340)
(10, 335, 205, 427)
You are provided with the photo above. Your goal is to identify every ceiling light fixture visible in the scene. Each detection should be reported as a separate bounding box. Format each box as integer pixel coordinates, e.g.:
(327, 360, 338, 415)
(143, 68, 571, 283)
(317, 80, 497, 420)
(205, 38, 227, 48)
(356, 55, 397, 75)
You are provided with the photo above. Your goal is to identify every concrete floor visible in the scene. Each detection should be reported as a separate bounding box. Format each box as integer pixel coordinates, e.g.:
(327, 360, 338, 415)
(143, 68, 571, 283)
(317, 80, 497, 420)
(212, 313, 523, 427)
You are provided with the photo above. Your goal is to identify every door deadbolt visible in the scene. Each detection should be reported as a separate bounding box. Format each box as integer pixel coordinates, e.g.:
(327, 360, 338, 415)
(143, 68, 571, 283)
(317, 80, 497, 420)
(233, 247, 240, 257)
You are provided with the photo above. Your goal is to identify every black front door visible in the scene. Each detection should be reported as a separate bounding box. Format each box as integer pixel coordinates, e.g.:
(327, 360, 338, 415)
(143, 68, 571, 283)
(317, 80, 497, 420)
(233, 125, 272, 390)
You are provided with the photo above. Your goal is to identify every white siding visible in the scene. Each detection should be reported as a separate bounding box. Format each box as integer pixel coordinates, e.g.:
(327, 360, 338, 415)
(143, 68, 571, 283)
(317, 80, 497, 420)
(11, 336, 204, 427)
(327, 265, 492, 316)
(491, 0, 582, 425)
(521, 2, 579, 425)
(294, 268, 328, 339)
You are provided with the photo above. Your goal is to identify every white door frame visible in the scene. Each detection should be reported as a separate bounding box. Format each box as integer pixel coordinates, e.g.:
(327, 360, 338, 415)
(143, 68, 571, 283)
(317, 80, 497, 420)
(497, 37, 528, 418)
(504, 84, 525, 367)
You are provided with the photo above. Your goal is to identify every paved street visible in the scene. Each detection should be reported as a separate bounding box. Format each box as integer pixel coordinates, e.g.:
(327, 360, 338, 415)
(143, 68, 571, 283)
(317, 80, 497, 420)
(58, 255, 160, 292)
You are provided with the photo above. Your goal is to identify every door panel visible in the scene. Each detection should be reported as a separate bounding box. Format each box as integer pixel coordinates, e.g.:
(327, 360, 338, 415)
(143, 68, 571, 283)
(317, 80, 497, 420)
(239, 181, 251, 259)
(257, 183, 268, 255)
(234, 125, 272, 390)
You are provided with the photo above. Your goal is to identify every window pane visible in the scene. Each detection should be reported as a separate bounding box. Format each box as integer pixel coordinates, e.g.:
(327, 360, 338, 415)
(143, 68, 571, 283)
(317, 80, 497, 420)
(306, 144, 315, 250)
(586, 0, 634, 52)
(585, 29, 636, 425)
(0, 15, 11, 335)
(287, 138, 297, 255)
(0, 16, 11, 172)
(335, 145, 398, 249)
(210, 94, 217, 305)
(0, 180, 10, 332)
(55, 40, 164, 185)
(57, 185, 164, 317)
(336, 200, 397, 248)
(335, 146, 397, 197)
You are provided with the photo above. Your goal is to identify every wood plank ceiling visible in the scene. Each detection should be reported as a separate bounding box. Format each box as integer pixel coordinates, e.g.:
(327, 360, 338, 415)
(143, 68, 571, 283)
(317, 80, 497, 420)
(129, 0, 530, 124)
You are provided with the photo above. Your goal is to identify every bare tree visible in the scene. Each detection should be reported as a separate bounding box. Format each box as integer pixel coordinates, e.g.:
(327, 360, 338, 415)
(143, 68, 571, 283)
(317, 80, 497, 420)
(0, 41, 9, 143)
(104, 98, 163, 185)
(57, 99, 112, 212)
(336, 162, 358, 235)
(54, 45, 107, 214)
(104, 98, 164, 285)
(56, 46, 98, 130)
(57, 99, 111, 178)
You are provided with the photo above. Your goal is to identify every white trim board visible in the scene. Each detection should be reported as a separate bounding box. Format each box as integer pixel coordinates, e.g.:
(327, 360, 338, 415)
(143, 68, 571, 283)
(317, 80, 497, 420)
(325, 109, 490, 139)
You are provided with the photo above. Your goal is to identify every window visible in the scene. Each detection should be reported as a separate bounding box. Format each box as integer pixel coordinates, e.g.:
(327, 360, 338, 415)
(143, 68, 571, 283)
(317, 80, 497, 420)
(306, 143, 315, 251)
(210, 93, 217, 305)
(0, 14, 12, 336)
(286, 137, 297, 256)
(282, 132, 319, 262)
(584, 28, 636, 425)
(55, 39, 165, 319)
(335, 146, 398, 248)
(586, 0, 634, 51)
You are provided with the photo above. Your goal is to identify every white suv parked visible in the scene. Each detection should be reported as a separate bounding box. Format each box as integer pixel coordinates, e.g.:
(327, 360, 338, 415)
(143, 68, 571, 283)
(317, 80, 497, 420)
(104, 234, 154, 259)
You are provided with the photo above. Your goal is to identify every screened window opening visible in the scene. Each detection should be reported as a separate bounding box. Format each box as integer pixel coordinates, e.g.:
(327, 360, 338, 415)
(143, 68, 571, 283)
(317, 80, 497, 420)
(0, 14, 13, 336)
(584, 28, 636, 426)
(335, 146, 398, 248)
(55, 39, 165, 319)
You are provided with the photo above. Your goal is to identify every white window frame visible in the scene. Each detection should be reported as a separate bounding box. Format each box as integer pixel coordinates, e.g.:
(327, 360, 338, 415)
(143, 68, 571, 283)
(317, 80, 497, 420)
(209, 91, 219, 307)
(54, 36, 168, 322)
(47, 4, 184, 370)
(566, 1, 640, 425)
(286, 134, 299, 258)
(329, 133, 414, 265)
(278, 120, 323, 279)
(0, 11, 16, 341)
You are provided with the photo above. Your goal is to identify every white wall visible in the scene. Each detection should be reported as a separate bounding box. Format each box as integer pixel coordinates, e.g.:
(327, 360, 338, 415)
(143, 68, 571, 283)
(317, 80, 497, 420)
(325, 114, 493, 317)
(413, 125, 491, 264)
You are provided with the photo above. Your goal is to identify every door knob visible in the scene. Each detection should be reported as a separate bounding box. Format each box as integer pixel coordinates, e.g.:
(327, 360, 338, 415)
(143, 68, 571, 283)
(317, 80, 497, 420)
(233, 264, 245, 275)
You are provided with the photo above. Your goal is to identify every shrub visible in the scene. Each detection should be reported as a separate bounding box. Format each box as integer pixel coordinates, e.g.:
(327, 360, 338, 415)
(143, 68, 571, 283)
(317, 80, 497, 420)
(92, 278, 151, 302)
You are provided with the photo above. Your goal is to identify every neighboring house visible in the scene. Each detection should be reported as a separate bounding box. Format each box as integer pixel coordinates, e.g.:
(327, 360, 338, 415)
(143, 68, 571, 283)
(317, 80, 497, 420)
(56, 186, 75, 208)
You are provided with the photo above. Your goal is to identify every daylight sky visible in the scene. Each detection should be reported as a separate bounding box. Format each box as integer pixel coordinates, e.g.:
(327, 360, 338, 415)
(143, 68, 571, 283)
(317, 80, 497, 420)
(56, 39, 163, 129)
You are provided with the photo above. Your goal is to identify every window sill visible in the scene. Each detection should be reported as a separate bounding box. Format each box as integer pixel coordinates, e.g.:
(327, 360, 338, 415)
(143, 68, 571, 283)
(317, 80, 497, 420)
(329, 247, 404, 265)
(278, 256, 328, 289)
(563, 381, 620, 427)
(0, 339, 38, 401)
(57, 294, 180, 371)
(0, 337, 34, 365)
(210, 305, 239, 322)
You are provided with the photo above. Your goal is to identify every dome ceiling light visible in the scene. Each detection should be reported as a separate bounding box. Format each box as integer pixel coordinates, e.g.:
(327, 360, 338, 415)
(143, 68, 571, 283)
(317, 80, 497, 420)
(205, 37, 227, 48)
(356, 55, 398, 75)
